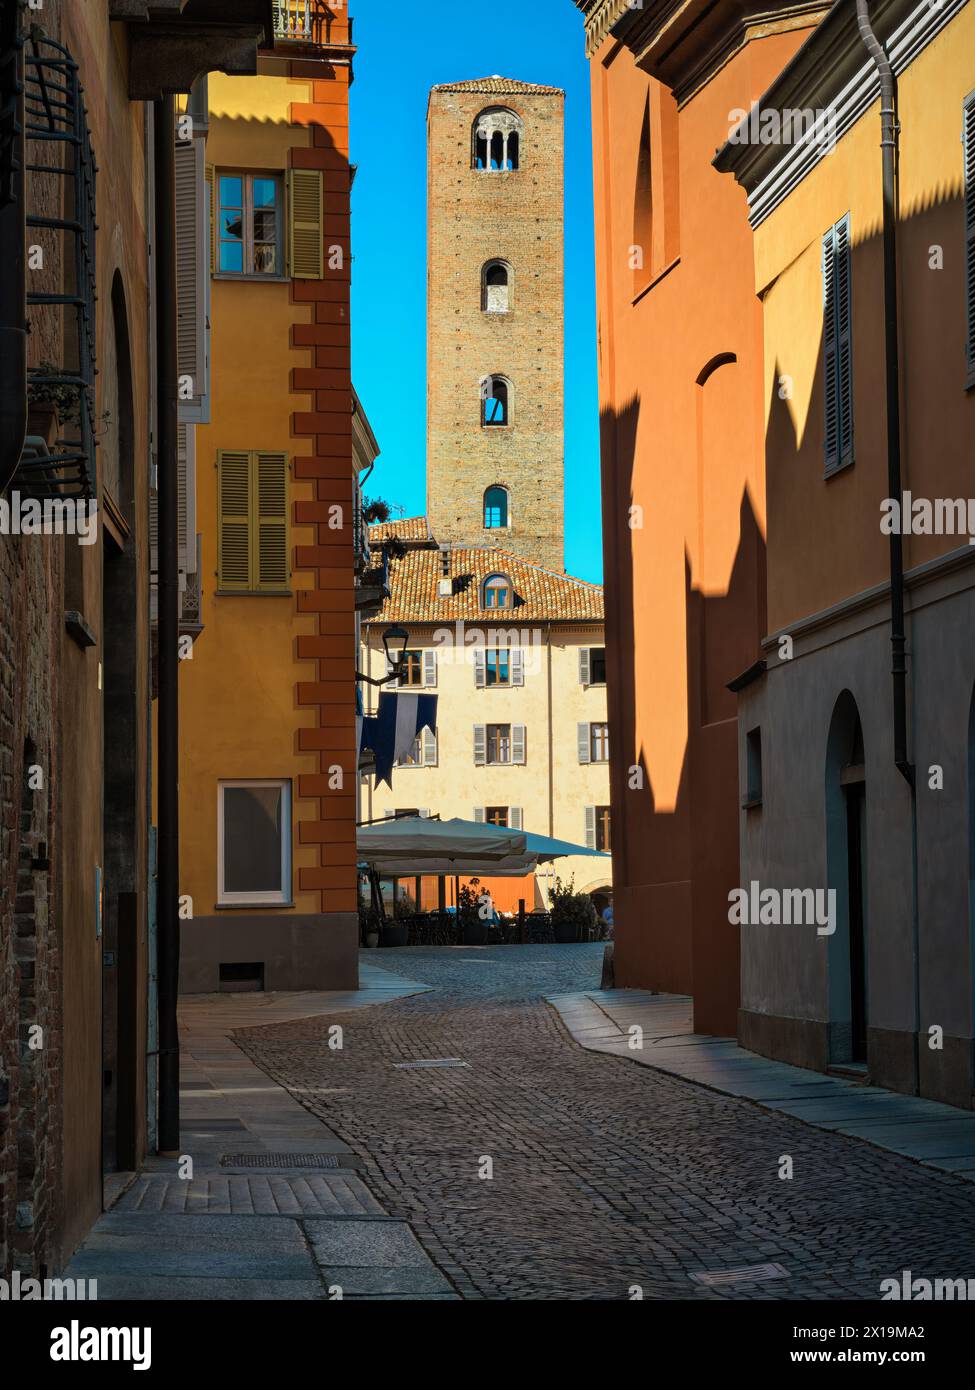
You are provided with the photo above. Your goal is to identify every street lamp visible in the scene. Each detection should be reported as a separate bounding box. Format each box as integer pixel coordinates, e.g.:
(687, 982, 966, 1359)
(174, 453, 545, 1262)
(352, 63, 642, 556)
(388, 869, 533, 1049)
(357, 623, 410, 687)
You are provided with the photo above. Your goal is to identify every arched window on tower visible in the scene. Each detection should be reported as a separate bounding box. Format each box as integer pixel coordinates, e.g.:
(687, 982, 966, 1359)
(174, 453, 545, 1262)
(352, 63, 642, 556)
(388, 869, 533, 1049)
(481, 375, 510, 427)
(473, 108, 523, 171)
(484, 486, 509, 529)
(482, 261, 512, 313)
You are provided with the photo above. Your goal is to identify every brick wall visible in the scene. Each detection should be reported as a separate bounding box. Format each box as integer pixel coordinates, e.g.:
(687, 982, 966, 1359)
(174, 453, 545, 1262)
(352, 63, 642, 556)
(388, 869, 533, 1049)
(427, 85, 566, 572)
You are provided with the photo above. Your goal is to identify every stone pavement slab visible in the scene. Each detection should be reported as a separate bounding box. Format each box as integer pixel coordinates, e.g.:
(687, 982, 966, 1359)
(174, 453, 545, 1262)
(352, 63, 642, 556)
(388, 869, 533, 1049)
(547, 988, 975, 1181)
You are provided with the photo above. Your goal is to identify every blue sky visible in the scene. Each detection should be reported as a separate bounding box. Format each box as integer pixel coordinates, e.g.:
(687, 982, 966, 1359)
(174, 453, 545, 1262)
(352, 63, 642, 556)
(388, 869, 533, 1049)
(349, 0, 603, 583)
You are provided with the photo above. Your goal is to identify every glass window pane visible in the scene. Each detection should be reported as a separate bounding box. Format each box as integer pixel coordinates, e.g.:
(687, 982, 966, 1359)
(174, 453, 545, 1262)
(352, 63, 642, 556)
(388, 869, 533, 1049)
(253, 243, 277, 275)
(221, 210, 243, 240)
(223, 785, 283, 894)
(219, 175, 243, 208)
(252, 177, 277, 208)
(253, 208, 277, 241)
(219, 241, 244, 273)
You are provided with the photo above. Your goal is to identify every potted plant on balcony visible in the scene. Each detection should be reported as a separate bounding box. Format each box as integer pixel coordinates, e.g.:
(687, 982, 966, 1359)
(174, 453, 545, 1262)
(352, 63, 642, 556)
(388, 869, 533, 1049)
(550, 875, 598, 944)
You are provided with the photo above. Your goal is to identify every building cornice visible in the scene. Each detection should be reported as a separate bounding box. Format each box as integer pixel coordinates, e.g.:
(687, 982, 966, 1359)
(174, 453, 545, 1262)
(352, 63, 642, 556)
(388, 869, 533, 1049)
(714, 0, 969, 226)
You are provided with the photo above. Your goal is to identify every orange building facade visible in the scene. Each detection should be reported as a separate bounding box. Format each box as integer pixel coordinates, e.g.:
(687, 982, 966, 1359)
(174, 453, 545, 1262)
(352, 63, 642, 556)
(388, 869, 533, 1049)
(573, 1, 827, 1032)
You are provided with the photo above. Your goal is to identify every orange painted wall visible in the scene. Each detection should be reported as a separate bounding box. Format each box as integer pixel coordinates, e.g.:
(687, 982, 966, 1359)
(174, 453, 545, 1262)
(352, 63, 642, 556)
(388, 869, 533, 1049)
(586, 24, 815, 1031)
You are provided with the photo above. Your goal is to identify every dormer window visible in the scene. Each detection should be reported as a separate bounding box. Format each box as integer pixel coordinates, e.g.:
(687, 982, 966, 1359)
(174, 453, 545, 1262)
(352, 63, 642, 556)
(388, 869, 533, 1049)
(482, 574, 512, 610)
(473, 108, 523, 171)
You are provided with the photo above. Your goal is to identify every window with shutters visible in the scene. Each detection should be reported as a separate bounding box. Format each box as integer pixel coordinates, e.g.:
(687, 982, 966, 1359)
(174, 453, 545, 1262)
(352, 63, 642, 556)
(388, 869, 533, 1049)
(595, 805, 611, 852)
(486, 650, 510, 686)
(485, 806, 509, 827)
(580, 646, 606, 686)
(487, 724, 511, 764)
(398, 650, 423, 687)
(216, 172, 284, 276)
(217, 450, 290, 593)
(396, 727, 437, 768)
(218, 779, 291, 905)
(965, 93, 975, 383)
(590, 722, 610, 762)
(822, 213, 854, 475)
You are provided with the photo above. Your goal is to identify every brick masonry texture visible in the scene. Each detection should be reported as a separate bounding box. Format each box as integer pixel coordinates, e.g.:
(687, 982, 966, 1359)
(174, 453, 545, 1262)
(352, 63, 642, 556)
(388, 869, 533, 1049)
(426, 82, 566, 573)
(238, 946, 975, 1300)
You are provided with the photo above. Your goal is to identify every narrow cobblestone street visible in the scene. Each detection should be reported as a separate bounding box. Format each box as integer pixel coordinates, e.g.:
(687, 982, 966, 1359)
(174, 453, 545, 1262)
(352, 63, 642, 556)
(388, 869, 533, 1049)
(233, 946, 975, 1301)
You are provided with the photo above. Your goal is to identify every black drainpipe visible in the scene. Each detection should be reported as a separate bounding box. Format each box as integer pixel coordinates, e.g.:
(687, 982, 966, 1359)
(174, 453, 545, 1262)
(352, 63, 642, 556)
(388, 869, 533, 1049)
(855, 0, 913, 788)
(154, 94, 181, 1154)
(0, 5, 26, 493)
(856, 0, 921, 1092)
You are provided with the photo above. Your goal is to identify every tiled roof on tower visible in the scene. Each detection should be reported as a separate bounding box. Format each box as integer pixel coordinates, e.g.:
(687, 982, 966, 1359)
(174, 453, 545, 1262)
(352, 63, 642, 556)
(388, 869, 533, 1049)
(430, 76, 564, 96)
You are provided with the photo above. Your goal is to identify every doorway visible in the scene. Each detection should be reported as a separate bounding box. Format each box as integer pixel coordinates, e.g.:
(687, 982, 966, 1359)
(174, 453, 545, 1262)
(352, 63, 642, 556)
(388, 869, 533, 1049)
(826, 691, 868, 1066)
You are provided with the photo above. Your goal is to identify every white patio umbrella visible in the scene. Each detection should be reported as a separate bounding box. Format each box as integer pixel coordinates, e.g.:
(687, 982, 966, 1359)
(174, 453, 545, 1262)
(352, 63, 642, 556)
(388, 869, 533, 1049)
(357, 815, 526, 865)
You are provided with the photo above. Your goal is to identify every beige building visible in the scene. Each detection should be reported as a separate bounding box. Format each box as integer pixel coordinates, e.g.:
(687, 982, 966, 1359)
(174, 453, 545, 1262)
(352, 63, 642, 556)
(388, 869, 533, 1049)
(361, 525, 611, 908)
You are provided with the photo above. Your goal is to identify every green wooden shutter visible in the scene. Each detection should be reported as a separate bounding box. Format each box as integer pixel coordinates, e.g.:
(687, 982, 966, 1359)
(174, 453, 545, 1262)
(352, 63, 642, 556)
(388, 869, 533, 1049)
(217, 450, 251, 590)
(287, 168, 324, 280)
(822, 224, 839, 473)
(965, 94, 975, 376)
(254, 452, 289, 590)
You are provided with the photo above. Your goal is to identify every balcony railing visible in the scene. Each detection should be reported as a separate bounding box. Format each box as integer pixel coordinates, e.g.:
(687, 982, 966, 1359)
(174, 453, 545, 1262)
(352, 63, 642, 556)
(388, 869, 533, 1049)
(272, 1, 352, 47)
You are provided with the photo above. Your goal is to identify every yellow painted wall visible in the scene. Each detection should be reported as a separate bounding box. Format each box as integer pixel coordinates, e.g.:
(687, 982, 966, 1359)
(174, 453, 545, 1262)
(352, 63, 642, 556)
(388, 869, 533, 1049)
(177, 72, 321, 915)
(754, 6, 975, 632)
(361, 625, 614, 899)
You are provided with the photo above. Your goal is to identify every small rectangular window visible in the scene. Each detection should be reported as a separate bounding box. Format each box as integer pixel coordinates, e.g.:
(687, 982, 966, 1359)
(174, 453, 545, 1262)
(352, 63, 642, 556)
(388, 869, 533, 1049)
(595, 806, 611, 852)
(487, 724, 511, 764)
(218, 780, 291, 905)
(398, 650, 423, 687)
(486, 650, 510, 686)
(218, 171, 283, 277)
(589, 648, 607, 685)
(590, 722, 610, 763)
(485, 806, 509, 827)
(744, 727, 763, 808)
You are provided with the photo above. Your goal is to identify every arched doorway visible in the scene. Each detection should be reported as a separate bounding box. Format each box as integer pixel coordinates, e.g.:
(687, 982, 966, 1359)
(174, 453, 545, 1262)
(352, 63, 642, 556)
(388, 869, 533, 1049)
(825, 690, 868, 1064)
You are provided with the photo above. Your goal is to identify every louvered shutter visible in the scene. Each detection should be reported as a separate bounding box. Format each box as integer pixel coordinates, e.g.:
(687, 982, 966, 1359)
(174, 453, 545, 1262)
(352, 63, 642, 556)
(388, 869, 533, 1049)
(510, 648, 524, 686)
(509, 807, 522, 830)
(288, 168, 324, 279)
(822, 224, 839, 473)
(151, 423, 194, 576)
(835, 214, 853, 467)
(422, 649, 437, 687)
(512, 724, 526, 765)
(473, 725, 486, 765)
(585, 806, 597, 850)
(175, 138, 209, 424)
(474, 649, 486, 687)
(255, 452, 289, 590)
(218, 450, 251, 590)
(579, 647, 591, 686)
(578, 722, 591, 764)
(965, 95, 975, 375)
(205, 164, 216, 273)
(474, 807, 485, 823)
(422, 726, 437, 766)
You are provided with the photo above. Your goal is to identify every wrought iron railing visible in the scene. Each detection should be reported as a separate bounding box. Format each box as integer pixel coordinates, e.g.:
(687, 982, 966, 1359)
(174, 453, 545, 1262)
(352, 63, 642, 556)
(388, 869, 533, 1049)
(272, 1, 350, 46)
(21, 34, 97, 501)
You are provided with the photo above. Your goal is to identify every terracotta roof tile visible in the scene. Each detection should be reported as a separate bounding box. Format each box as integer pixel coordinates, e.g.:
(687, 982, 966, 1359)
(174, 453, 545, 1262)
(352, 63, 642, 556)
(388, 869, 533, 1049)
(368, 515, 431, 544)
(431, 76, 564, 96)
(365, 537, 603, 626)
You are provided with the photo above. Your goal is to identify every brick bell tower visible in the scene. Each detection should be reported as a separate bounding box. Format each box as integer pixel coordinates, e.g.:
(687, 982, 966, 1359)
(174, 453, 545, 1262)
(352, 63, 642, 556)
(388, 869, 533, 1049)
(426, 77, 565, 572)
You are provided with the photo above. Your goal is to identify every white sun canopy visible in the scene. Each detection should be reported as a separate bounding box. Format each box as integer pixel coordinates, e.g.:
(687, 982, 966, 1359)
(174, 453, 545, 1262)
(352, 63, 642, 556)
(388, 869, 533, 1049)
(357, 817, 609, 877)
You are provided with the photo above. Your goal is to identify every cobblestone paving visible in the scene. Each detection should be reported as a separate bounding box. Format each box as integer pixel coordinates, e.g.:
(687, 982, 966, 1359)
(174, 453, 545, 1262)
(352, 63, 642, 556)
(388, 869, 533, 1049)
(235, 946, 975, 1301)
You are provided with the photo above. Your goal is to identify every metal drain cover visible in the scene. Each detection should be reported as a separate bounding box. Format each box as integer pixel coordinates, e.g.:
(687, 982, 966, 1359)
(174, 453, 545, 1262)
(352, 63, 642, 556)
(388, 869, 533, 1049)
(220, 1153, 342, 1169)
(689, 1262, 789, 1287)
(393, 1058, 470, 1070)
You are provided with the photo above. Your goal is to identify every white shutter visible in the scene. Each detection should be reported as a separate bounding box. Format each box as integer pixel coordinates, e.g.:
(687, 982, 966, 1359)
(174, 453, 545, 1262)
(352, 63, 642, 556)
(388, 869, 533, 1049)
(585, 806, 597, 850)
(474, 807, 485, 823)
(512, 724, 526, 765)
(150, 422, 194, 577)
(474, 649, 486, 687)
(422, 726, 438, 766)
(509, 807, 522, 830)
(579, 647, 591, 686)
(175, 137, 209, 424)
(422, 649, 437, 687)
(473, 725, 486, 765)
(510, 648, 524, 686)
(578, 722, 591, 764)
